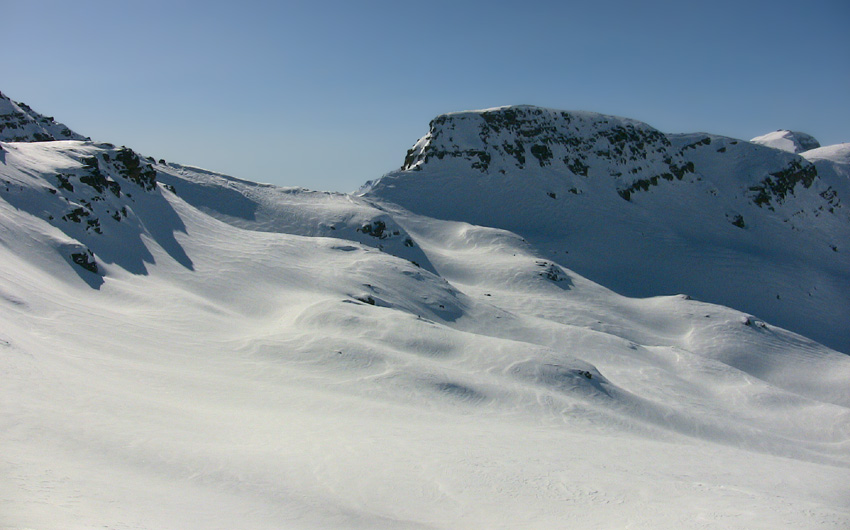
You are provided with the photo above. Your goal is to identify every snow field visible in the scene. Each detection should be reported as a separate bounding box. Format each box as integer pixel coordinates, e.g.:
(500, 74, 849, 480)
(2, 108, 849, 529)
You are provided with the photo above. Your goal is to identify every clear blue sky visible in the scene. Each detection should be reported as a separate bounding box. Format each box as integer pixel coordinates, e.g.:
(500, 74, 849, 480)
(2, 0, 848, 192)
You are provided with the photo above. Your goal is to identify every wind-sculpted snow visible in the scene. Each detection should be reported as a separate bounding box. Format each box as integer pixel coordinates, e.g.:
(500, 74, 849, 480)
(154, 163, 436, 272)
(363, 106, 850, 354)
(2, 96, 849, 529)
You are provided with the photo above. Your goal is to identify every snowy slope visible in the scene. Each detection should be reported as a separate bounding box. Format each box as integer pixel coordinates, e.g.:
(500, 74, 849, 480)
(751, 129, 821, 153)
(362, 106, 850, 354)
(803, 142, 850, 166)
(152, 162, 435, 271)
(2, 96, 850, 530)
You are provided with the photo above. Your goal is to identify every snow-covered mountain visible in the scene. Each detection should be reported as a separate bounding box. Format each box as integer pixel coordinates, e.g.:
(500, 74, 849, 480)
(362, 105, 850, 354)
(750, 129, 821, 153)
(2, 95, 849, 530)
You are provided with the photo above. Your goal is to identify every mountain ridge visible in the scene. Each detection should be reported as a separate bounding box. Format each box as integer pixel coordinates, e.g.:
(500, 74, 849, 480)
(3, 95, 848, 352)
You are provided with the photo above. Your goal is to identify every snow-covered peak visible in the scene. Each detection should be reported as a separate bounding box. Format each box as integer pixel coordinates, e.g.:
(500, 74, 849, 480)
(750, 129, 821, 153)
(398, 105, 692, 189)
(0, 91, 87, 142)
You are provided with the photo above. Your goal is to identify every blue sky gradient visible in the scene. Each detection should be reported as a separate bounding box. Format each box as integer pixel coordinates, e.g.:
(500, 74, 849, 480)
(2, 0, 848, 191)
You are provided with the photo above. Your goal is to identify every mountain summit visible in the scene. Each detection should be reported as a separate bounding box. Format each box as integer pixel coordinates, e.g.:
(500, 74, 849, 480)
(396, 105, 694, 189)
(362, 105, 850, 353)
(750, 129, 821, 153)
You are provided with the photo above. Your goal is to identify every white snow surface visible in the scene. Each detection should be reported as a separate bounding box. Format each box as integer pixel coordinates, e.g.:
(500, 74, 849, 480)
(750, 129, 821, 153)
(1, 103, 850, 530)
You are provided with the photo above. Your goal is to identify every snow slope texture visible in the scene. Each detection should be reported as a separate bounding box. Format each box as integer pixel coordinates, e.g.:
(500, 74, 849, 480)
(2, 94, 849, 530)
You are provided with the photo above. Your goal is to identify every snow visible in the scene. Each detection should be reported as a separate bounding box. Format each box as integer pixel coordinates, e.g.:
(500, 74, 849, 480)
(1, 100, 849, 530)
(750, 129, 821, 153)
(802, 142, 850, 165)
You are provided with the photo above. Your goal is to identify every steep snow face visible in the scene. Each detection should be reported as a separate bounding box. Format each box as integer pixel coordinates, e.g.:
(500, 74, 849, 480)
(0, 91, 87, 142)
(750, 129, 821, 153)
(363, 106, 850, 353)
